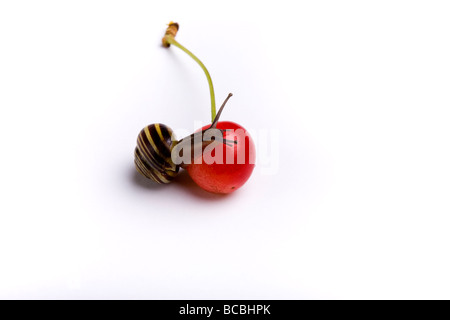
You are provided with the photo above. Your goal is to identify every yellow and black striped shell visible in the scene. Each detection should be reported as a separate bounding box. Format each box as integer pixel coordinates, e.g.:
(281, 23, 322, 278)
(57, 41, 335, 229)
(134, 123, 179, 183)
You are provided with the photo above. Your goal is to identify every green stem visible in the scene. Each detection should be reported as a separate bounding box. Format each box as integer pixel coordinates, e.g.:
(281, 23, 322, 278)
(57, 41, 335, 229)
(166, 37, 216, 122)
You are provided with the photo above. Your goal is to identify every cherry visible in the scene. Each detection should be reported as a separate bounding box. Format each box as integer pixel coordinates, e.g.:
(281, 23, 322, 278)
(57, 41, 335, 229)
(187, 121, 256, 194)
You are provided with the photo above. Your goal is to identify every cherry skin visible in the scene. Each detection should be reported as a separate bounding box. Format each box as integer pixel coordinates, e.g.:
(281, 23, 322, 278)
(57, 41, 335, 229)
(187, 121, 256, 194)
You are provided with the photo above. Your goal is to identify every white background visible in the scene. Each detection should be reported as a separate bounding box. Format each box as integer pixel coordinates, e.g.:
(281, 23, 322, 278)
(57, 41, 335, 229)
(1, 0, 449, 299)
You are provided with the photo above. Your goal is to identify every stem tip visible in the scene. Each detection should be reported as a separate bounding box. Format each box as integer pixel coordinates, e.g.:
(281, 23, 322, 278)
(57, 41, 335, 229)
(162, 22, 179, 47)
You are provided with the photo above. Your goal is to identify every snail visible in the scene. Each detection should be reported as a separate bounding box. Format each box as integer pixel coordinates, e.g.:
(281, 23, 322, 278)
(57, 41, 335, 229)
(134, 93, 236, 184)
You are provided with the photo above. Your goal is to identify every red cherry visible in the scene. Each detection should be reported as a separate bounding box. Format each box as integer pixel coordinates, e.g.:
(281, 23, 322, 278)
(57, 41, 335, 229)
(187, 121, 256, 194)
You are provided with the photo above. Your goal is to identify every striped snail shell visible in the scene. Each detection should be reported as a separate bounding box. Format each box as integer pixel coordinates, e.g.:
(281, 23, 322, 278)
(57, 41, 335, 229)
(134, 123, 179, 184)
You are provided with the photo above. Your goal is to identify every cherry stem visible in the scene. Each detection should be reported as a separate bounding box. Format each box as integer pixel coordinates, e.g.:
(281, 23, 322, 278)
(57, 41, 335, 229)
(164, 36, 216, 123)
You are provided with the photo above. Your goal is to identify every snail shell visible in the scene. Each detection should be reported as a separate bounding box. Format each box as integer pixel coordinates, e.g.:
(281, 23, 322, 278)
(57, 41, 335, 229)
(134, 123, 179, 183)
